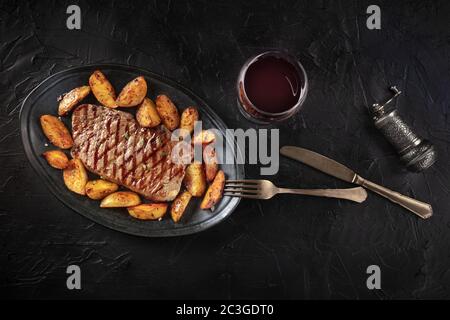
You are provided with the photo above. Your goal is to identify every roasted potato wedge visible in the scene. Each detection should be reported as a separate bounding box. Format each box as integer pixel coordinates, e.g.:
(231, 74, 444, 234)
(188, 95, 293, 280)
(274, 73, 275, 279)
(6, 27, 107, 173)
(58, 85, 90, 116)
(40, 115, 73, 149)
(193, 130, 215, 145)
(100, 191, 141, 208)
(184, 162, 207, 197)
(170, 190, 192, 223)
(89, 70, 117, 108)
(127, 203, 168, 220)
(136, 97, 161, 128)
(200, 170, 225, 210)
(180, 107, 199, 135)
(63, 159, 88, 195)
(203, 146, 219, 183)
(155, 94, 180, 130)
(116, 76, 147, 107)
(85, 179, 119, 200)
(42, 150, 69, 169)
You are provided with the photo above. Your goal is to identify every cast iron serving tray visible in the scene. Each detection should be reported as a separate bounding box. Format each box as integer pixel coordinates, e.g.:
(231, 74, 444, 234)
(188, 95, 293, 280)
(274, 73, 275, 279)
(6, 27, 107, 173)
(20, 64, 244, 237)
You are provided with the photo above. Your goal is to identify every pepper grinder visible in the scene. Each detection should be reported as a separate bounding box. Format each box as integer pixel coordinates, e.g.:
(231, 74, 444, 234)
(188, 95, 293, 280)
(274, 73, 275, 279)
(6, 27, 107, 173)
(370, 86, 436, 172)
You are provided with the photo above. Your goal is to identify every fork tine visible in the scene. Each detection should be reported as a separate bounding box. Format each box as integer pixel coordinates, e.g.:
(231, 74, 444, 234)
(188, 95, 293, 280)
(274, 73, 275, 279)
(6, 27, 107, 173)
(224, 188, 258, 194)
(224, 183, 259, 189)
(224, 193, 261, 199)
(225, 180, 260, 184)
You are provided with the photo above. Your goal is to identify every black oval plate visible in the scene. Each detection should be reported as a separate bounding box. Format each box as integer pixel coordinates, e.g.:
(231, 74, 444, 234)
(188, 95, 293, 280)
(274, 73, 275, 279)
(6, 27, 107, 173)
(20, 64, 244, 237)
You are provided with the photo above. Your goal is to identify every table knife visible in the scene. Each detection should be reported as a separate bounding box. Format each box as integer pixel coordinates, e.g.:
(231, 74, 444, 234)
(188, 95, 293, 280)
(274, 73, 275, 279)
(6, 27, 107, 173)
(280, 146, 433, 219)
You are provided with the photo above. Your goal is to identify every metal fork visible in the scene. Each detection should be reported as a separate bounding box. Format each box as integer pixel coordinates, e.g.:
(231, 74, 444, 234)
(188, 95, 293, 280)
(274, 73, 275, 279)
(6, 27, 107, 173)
(224, 180, 368, 203)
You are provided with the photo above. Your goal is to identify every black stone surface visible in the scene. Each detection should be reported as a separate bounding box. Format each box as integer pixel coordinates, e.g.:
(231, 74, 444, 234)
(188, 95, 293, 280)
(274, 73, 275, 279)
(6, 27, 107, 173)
(1, 0, 449, 299)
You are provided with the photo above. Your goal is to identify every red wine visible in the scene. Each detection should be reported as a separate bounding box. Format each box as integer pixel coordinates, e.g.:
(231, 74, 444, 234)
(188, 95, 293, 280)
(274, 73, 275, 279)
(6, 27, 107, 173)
(237, 51, 308, 123)
(243, 55, 302, 113)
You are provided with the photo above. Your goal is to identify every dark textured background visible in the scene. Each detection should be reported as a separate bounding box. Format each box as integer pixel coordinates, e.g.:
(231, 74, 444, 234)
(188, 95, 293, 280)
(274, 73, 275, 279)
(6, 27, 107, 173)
(1, 0, 449, 299)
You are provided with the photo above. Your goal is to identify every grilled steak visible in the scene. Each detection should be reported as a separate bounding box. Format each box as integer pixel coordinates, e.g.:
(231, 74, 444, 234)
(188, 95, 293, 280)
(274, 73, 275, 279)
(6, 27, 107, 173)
(71, 104, 185, 201)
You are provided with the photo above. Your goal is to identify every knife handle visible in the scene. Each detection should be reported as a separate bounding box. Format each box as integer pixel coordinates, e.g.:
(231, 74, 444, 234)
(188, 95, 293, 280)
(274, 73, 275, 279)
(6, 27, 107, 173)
(355, 176, 433, 219)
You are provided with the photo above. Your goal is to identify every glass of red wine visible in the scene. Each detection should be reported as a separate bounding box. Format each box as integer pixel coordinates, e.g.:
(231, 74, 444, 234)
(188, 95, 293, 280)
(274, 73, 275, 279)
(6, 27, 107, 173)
(237, 50, 308, 124)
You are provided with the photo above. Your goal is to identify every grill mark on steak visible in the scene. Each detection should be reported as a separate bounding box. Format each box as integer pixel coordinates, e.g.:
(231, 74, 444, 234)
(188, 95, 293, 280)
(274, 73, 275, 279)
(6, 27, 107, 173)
(111, 115, 120, 179)
(71, 104, 186, 201)
(94, 116, 112, 171)
(86, 107, 100, 170)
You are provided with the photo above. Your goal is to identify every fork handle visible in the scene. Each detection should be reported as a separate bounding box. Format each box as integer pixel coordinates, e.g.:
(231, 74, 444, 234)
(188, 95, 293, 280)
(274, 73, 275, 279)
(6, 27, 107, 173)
(277, 187, 368, 203)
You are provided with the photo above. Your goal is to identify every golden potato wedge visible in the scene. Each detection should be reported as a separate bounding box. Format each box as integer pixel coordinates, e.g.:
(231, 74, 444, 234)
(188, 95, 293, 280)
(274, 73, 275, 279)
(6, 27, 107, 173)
(200, 170, 225, 210)
(193, 130, 215, 145)
(85, 179, 119, 200)
(58, 85, 90, 116)
(42, 150, 69, 169)
(40, 115, 73, 149)
(63, 159, 88, 195)
(203, 146, 219, 183)
(136, 98, 161, 128)
(100, 191, 141, 208)
(89, 70, 117, 108)
(180, 107, 199, 135)
(184, 162, 207, 197)
(116, 76, 147, 107)
(127, 203, 168, 220)
(155, 94, 180, 130)
(171, 190, 192, 223)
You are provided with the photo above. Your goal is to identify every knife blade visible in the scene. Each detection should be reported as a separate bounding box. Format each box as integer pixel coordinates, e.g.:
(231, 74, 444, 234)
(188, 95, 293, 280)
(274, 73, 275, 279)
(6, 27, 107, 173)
(280, 146, 357, 183)
(280, 145, 433, 219)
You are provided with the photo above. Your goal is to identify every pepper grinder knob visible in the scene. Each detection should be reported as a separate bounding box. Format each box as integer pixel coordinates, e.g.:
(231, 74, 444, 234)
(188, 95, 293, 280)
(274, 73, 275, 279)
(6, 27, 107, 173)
(370, 86, 436, 172)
